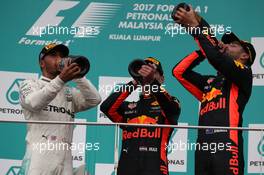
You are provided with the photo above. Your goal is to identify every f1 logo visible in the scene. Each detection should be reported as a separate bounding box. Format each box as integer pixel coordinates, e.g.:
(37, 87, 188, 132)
(26, 1, 79, 36)
(26, 1, 121, 38)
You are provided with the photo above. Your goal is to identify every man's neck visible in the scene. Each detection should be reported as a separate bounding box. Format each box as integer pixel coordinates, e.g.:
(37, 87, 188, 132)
(42, 72, 56, 80)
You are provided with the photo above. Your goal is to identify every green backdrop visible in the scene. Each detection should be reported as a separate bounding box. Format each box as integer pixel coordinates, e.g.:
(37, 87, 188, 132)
(0, 0, 264, 174)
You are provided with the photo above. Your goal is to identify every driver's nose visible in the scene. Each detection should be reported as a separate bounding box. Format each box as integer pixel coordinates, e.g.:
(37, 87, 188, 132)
(55, 56, 63, 69)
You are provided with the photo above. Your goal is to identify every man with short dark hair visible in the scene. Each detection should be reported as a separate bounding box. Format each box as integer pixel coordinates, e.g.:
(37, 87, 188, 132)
(172, 5, 256, 175)
(19, 43, 101, 175)
(101, 57, 181, 175)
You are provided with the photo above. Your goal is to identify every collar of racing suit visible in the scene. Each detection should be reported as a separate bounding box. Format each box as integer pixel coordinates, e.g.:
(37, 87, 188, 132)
(139, 93, 153, 99)
(40, 76, 51, 83)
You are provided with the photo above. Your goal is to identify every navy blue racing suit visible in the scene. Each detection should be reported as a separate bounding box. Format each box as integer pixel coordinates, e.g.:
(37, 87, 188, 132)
(100, 81, 181, 175)
(173, 19, 252, 175)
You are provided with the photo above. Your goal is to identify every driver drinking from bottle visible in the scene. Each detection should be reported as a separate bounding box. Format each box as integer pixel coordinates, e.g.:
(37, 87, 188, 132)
(19, 43, 101, 175)
(100, 57, 181, 175)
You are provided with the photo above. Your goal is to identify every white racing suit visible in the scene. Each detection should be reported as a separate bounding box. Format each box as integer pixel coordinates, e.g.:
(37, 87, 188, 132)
(19, 76, 101, 175)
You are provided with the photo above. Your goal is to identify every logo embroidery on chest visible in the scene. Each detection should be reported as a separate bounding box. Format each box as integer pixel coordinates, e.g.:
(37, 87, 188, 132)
(202, 87, 223, 102)
(200, 78, 226, 116)
(151, 101, 159, 106)
(128, 102, 137, 109)
(64, 86, 73, 102)
(127, 115, 158, 124)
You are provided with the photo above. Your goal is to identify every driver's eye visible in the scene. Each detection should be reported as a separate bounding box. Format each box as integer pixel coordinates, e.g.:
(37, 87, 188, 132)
(50, 53, 56, 56)
(49, 51, 63, 57)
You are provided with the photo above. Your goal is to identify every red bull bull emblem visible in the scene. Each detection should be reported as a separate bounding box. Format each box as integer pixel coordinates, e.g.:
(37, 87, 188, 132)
(127, 115, 158, 124)
(200, 87, 226, 116)
(202, 87, 222, 102)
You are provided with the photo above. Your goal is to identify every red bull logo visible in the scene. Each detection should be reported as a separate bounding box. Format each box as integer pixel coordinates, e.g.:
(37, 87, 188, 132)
(202, 87, 223, 102)
(123, 128, 161, 140)
(127, 115, 158, 124)
(229, 145, 239, 175)
(200, 97, 226, 116)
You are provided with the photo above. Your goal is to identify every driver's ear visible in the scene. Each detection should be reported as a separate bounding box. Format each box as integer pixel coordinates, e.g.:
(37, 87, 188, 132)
(240, 52, 249, 64)
(240, 52, 250, 62)
(161, 75, 165, 82)
(40, 59, 45, 70)
(158, 75, 165, 84)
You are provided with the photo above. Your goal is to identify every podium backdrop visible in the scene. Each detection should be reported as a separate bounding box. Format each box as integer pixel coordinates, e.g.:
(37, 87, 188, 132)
(0, 0, 264, 174)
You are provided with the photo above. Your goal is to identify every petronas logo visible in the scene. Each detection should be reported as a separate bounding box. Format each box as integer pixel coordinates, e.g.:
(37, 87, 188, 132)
(257, 136, 264, 156)
(260, 52, 264, 69)
(168, 129, 177, 154)
(5, 166, 23, 175)
(6, 79, 24, 105)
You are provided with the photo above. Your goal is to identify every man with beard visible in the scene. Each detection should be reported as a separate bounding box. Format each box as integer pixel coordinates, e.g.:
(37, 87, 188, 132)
(19, 43, 101, 174)
(172, 4, 256, 175)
